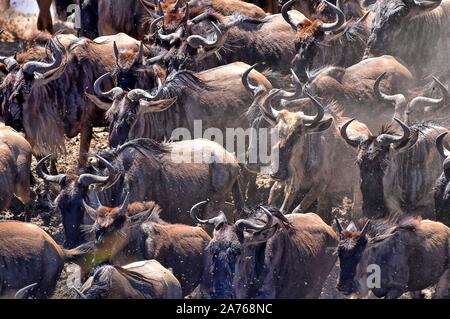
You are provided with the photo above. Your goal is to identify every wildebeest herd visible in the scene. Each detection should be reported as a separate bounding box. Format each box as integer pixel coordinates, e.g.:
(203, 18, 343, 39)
(0, 0, 449, 299)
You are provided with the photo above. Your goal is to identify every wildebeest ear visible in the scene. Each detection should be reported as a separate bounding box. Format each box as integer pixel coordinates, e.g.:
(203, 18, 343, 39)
(139, 97, 177, 114)
(306, 117, 333, 133)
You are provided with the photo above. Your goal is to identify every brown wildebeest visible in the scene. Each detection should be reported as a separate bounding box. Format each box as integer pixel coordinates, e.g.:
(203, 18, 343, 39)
(189, 204, 338, 299)
(0, 33, 142, 167)
(336, 217, 450, 299)
(0, 221, 91, 299)
(83, 195, 211, 296)
(0, 124, 32, 221)
(38, 138, 244, 249)
(340, 117, 447, 219)
(74, 260, 182, 299)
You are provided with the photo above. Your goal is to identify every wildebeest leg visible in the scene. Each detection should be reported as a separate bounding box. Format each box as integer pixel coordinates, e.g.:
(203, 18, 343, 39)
(434, 269, 450, 299)
(316, 192, 332, 225)
(278, 179, 300, 214)
(291, 184, 327, 216)
(16, 152, 33, 222)
(232, 180, 248, 218)
(268, 181, 285, 208)
(37, 0, 54, 33)
(78, 124, 93, 168)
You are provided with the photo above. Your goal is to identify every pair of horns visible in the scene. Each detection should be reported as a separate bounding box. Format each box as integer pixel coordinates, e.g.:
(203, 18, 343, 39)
(335, 218, 371, 239)
(282, 0, 346, 32)
(190, 201, 273, 233)
(83, 192, 130, 221)
(340, 118, 412, 148)
(36, 154, 116, 187)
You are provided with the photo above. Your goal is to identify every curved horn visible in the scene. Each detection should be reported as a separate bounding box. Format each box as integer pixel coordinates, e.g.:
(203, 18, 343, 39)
(274, 69, 303, 100)
(132, 42, 145, 66)
(158, 27, 184, 45)
(241, 63, 260, 95)
(436, 132, 450, 159)
(118, 192, 130, 217)
(78, 155, 115, 187)
(189, 201, 228, 227)
(340, 118, 365, 148)
(303, 93, 325, 125)
(409, 77, 449, 111)
(376, 118, 411, 146)
(374, 72, 407, 108)
(173, 0, 183, 11)
(113, 41, 120, 66)
(23, 39, 63, 76)
(127, 77, 163, 102)
(182, 4, 190, 23)
(149, 16, 163, 35)
(94, 73, 124, 100)
(360, 219, 371, 237)
(72, 287, 88, 299)
(281, 0, 298, 30)
(187, 22, 222, 48)
(15, 283, 38, 299)
(235, 206, 273, 233)
(36, 154, 67, 185)
(319, 0, 346, 32)
(144, 51, 166, 65)
(261, 89, 281, 124)
(413, 0, 442, 10)
(158, 0, 164, 15)
(335, 217, 344, 238)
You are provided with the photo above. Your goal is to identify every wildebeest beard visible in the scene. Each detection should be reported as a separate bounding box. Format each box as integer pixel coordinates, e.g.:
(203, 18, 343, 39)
(358, 143, 390, 219)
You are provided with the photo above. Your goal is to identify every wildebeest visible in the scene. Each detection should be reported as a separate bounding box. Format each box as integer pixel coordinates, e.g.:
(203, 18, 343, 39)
(364, 0, 450, 77)
(245, 77, 369, 223)
(304, 55, 415, 131)
(0, 33, 142, 167)
(336, 217, 450, 298)
(433, 132, 450, 226)
(0, 221, 90, 299)
(189, 204, 338, 299)
(0, 124, 32, 220)
(91, 62, 271, 148)
(37, 138, 244, 248)
(83, 196, 211, 296)
(340, 117, 447, 219)
(282, 0, 371, 82)
(75, 260, 182, 299)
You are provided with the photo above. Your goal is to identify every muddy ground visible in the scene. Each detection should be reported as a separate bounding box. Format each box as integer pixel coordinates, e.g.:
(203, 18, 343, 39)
(0, 11, 434, 299)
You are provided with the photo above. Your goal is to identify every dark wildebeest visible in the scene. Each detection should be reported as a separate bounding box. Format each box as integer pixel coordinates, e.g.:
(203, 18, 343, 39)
(303, 55, 415, 131)
(364, 0, 450, 78)
(433, 132, 450, 226)
(282, 0, 371, 82)
(0, 124, 33, 221)
(83, 196, 211, 296)
(340, 117, 447, 219)
(244, 73, 369, 223)
(336, 217, 450, 298)
(0, 221, 90, 299)
(189, 204, 338, 299)
(0, 33, 142, 167)
(37, 138, 244, 248)
(90, 62, 272, 149)
(74, 260, 182, 299)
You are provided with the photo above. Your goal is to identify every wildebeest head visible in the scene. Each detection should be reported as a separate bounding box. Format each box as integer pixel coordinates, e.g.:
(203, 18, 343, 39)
(0, 37, 64, 131)
(152, 0, 190, 45)
(282, 0, 346, 82)
(335, 218, 371, 295)
(340, 118, 418, 218)
(83, 193, 163, 264)
(365, 0, 442, 57)
(259, 88, 333, 181)
(190, 202, 279, 299)
(112, 41, 145, 90)
(36, 154, 117, 248)
(90, 72, 176, 148)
